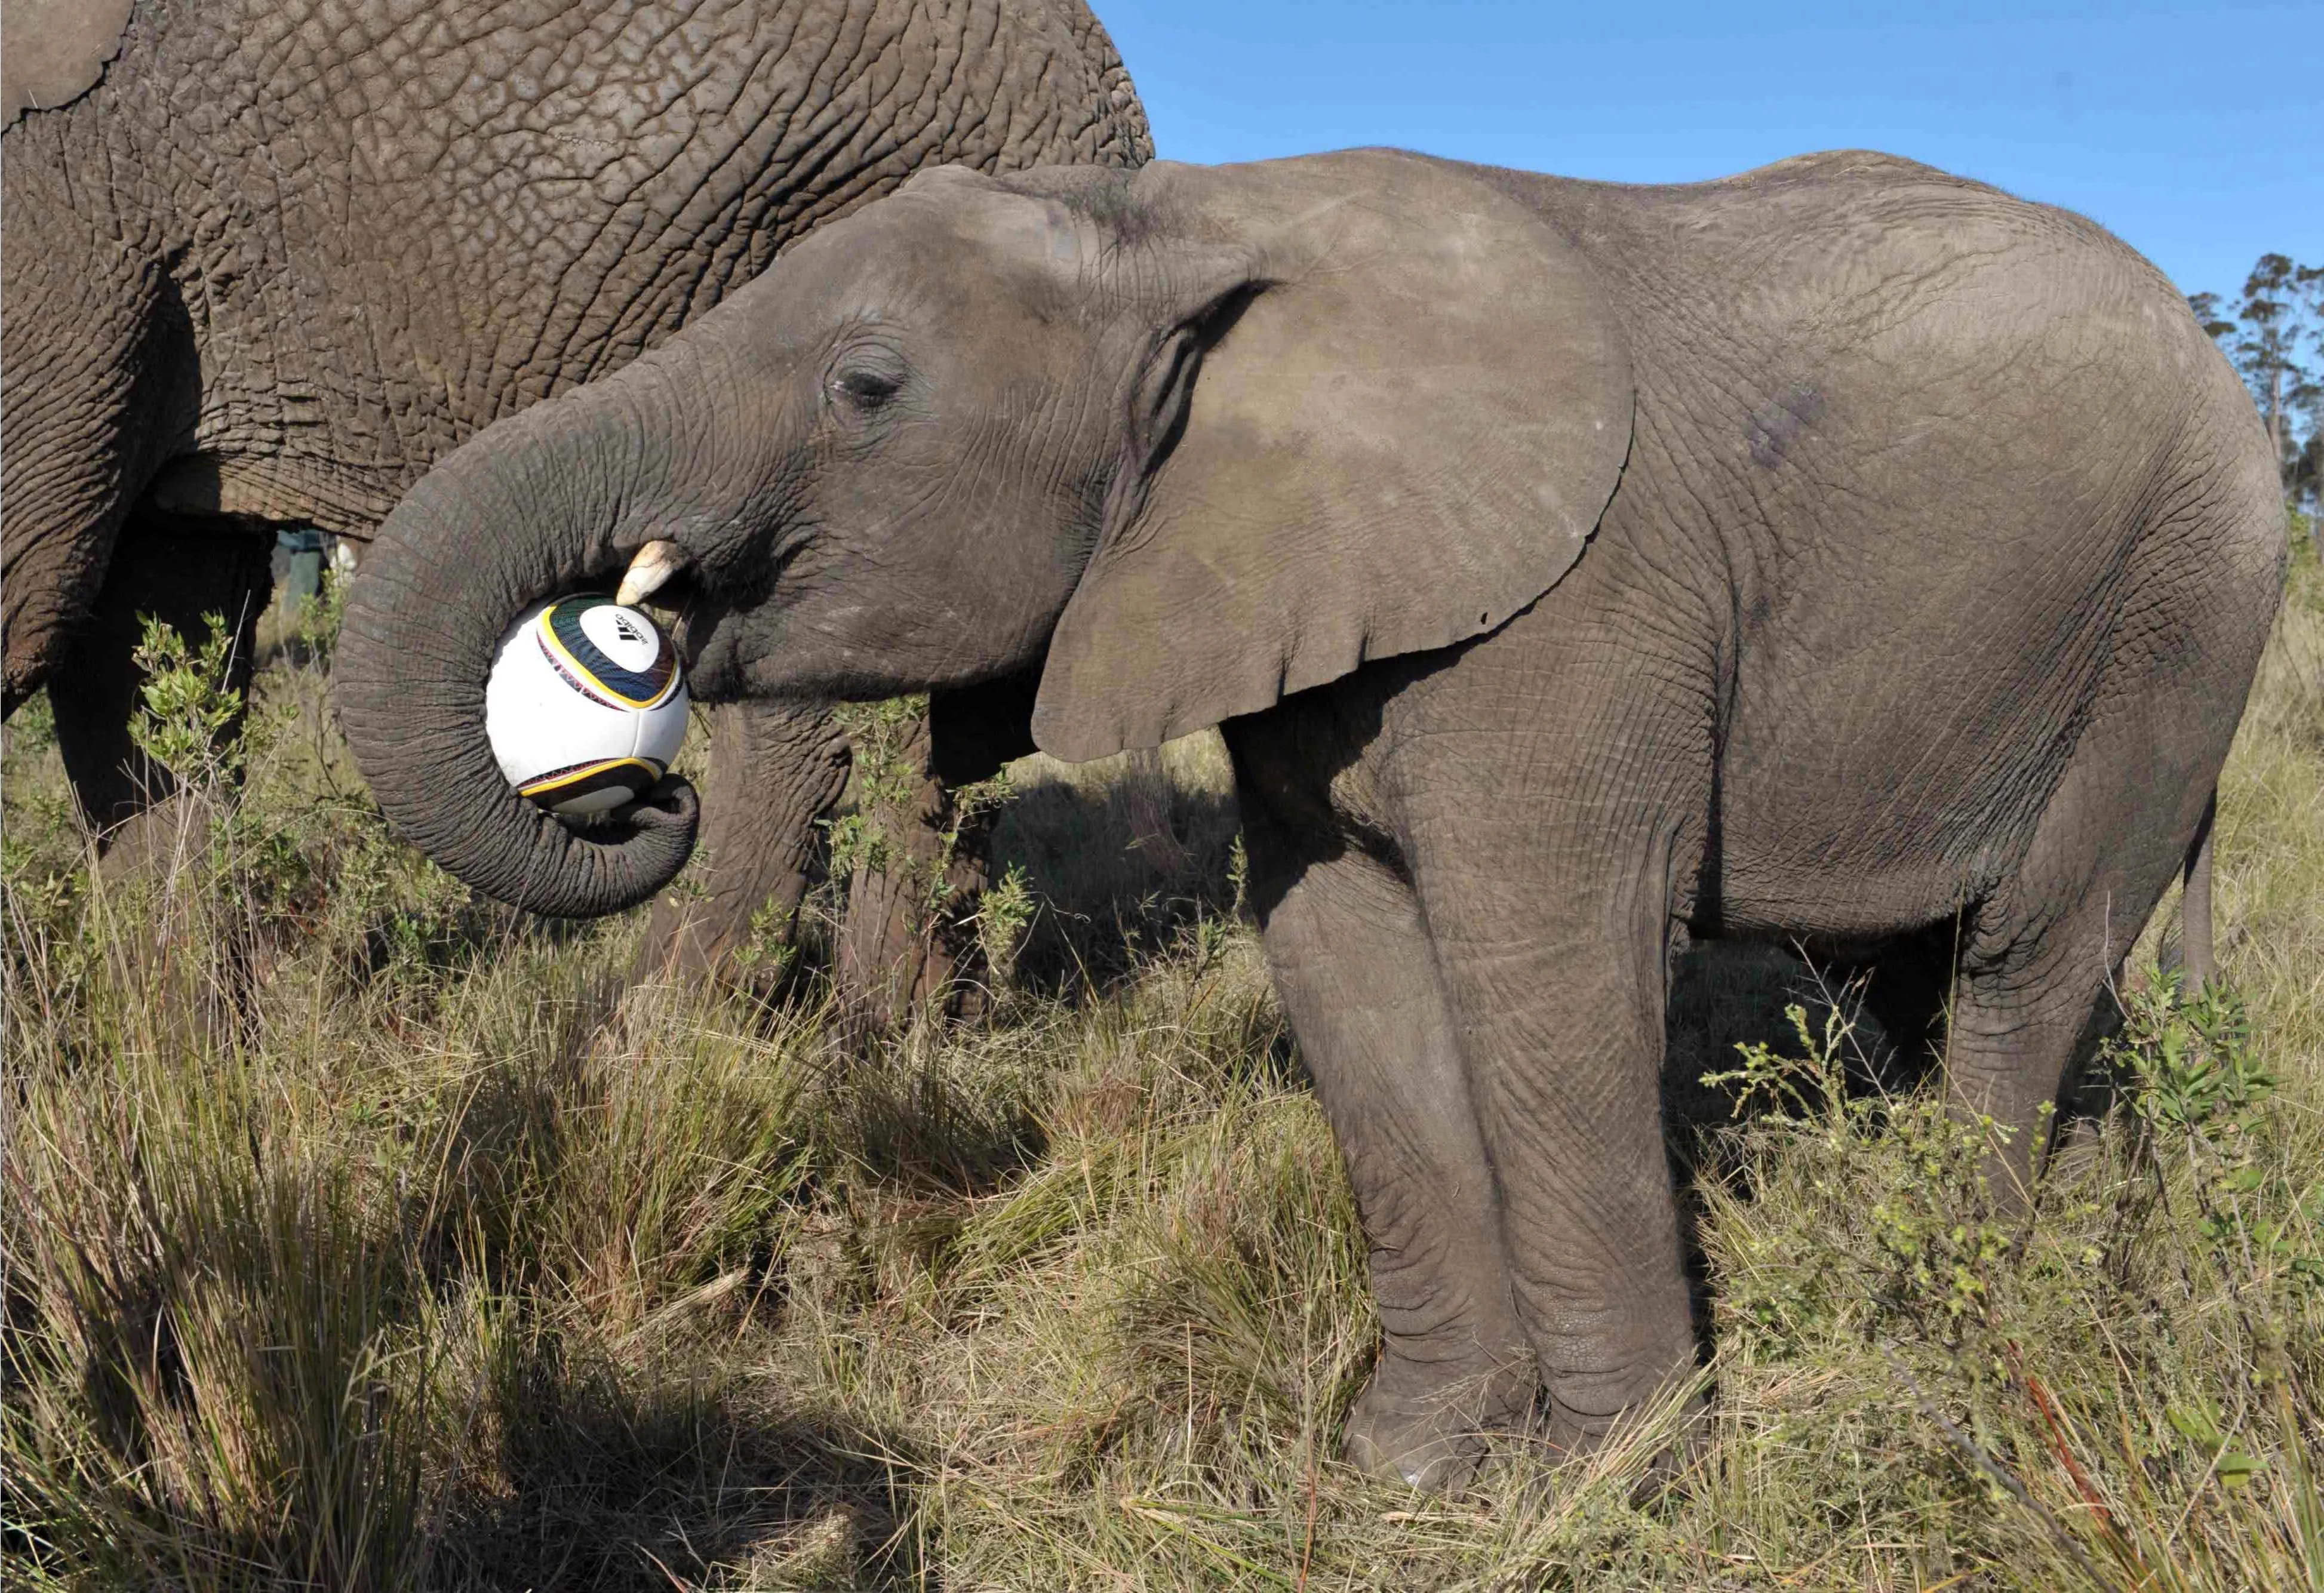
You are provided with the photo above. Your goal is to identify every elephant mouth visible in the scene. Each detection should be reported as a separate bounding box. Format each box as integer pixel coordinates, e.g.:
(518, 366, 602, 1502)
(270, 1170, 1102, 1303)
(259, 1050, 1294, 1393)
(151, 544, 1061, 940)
(669, 592, 765, 706)
(654, 533, 819, 705)
(669, 601, 730, 696)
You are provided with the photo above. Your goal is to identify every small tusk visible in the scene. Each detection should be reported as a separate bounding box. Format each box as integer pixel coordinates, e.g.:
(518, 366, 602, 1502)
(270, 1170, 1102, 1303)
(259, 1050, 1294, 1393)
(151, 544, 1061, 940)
(616, 540, 690, 606)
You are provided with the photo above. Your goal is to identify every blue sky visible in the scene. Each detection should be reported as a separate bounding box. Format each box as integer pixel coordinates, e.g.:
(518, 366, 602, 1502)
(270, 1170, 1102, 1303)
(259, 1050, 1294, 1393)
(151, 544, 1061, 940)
(1098, 1, 2322, 303)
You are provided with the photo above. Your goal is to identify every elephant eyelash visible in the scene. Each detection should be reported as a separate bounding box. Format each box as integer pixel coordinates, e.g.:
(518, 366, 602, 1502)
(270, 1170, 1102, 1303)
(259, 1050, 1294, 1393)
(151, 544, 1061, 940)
(831, 368, 902, 408)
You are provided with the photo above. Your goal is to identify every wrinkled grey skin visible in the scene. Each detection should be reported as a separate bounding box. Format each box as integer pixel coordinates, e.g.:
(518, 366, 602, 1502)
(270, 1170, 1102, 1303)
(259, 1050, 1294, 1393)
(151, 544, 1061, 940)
(1, 0, 1148, 974)
(337, 149, 2285, 1486)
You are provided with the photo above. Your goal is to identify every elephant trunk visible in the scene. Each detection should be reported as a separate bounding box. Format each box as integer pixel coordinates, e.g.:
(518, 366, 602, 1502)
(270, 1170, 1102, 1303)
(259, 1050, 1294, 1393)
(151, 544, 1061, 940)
(336, 361, 707, 918)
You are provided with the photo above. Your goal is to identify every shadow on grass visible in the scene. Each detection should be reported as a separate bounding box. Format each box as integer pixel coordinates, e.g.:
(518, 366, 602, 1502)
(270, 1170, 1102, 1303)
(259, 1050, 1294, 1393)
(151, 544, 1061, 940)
(1659, 938, 1914, 1359)
(431, 1356, 926, 1591)
(989, 757, 1243, 994)
(344, 898, 602, 991)
(1659, 939, 1910, 1155)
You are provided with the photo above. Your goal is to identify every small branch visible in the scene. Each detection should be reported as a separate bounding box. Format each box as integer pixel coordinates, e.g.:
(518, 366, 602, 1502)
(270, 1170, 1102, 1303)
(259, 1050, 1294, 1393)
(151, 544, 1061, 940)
(1885, 1349, 2107, 1587)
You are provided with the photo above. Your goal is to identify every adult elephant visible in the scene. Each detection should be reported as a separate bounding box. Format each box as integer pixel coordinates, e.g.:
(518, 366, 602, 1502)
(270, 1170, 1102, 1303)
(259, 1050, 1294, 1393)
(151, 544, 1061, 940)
(336, 150, 2285, 1485)
(0, 0, 1150, 988)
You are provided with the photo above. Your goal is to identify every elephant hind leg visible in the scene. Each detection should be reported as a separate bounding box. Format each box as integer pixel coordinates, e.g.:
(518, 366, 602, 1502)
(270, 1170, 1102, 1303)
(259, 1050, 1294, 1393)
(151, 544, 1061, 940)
(49, 508, 273, 838)
(1944, 924, 2136, 1209)
(1945, 484, 2271, 1200)
(632, 699, 992, 1029)
(1944, 752, 2226, 1205)
(1240, 807, 1535, 1491)
(832, 705, 994, 1035)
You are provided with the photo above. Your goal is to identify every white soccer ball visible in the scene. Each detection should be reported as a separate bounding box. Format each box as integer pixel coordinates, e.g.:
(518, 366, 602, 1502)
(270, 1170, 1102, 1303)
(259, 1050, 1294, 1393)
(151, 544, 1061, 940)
(485, 596, 690, 817)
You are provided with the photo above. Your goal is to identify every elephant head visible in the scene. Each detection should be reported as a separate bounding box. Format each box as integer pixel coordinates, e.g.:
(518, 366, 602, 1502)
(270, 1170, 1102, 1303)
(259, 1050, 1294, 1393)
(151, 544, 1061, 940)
(337, 149, 1634, 912)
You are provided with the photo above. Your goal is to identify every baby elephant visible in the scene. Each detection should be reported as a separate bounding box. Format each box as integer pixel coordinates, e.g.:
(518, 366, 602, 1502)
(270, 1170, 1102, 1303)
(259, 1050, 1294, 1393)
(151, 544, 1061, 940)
(339, 148, 2285, 1486)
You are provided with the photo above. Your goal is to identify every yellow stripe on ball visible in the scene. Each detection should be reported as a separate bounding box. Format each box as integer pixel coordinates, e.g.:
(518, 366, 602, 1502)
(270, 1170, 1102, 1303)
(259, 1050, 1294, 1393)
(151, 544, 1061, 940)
(517, 756, 665, 799)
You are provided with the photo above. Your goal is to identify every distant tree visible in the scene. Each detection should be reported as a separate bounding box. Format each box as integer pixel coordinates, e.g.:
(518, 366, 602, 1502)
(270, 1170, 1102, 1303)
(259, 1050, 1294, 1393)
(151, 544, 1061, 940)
(2191, 254, 2323, 524)
(2233, 255, 2310, 488)
(2294, 429, 2322, 513)
(2188, 290, 2237, 343)
(2295, 263, 2324, 514)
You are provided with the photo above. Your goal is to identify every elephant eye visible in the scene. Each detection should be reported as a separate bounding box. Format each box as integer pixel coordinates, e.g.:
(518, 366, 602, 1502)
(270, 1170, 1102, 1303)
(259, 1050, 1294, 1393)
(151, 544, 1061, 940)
(831, 365, 902, 410)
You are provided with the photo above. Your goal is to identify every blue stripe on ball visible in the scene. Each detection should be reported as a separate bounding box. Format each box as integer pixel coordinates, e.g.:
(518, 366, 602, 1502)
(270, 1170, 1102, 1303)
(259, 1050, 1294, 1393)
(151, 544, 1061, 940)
(542, 598, 677, 709)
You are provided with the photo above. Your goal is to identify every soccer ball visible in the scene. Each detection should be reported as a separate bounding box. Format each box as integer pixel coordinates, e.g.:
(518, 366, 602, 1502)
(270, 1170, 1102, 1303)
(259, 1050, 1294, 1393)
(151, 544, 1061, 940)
(485, 596, 690, 817)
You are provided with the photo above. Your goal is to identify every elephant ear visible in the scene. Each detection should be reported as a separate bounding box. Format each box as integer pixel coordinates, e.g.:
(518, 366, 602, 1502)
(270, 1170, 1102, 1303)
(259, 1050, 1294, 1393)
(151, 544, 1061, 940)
(1029, 152, 1633, 762)
(3, 0, 134, 125)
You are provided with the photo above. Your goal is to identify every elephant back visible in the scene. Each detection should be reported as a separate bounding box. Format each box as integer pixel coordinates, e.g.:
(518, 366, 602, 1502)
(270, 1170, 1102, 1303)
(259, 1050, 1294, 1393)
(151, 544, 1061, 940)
(10, 0, 1154, 536)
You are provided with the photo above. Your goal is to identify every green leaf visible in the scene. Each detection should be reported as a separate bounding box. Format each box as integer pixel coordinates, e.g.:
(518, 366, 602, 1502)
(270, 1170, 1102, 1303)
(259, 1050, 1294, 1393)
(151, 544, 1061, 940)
(2169, 1401, 2224, 1452)
(2215, 1451, 2265, 1485)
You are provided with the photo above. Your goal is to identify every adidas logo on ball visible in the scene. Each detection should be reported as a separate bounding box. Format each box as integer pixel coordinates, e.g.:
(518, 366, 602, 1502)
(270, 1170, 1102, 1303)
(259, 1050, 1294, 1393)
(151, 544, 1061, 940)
(484, 596, 690, 817)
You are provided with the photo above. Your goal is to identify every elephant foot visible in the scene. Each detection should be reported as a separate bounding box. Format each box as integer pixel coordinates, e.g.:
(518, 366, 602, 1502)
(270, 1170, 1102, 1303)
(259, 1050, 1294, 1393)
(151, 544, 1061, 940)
(1340, 1361, 1532, 1493)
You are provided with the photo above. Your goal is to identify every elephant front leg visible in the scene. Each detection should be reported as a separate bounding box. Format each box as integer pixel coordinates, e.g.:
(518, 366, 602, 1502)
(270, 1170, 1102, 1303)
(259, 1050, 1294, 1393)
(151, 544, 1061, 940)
(833, 704, 992, 1035)
(48, 509, 273, 839)
(1244, 815, 1535, 1490)
(1413, 832, 1702, 1463)
(634, 698, 851, 986)
(633, 699, 992, 1025)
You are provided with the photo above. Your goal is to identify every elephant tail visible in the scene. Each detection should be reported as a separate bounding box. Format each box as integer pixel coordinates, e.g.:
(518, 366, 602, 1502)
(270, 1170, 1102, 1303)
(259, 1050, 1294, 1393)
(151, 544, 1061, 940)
(2179, 790, 2216, 992)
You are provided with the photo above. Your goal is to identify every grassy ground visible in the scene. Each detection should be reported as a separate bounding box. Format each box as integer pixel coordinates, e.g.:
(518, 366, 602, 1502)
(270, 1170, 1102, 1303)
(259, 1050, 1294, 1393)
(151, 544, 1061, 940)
(4, 533, 2320, 1590)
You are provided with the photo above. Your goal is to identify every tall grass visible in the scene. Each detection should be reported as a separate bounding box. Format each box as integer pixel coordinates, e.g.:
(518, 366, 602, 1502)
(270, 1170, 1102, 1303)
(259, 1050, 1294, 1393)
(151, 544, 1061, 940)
(4, 541, 2320, 1589)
